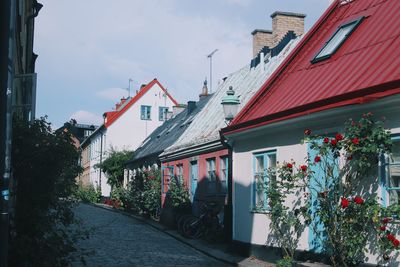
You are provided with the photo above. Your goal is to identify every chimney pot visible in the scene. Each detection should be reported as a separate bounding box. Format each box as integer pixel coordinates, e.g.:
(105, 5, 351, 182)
(199, 79, 209, 100)
(187, 101, 196, 114)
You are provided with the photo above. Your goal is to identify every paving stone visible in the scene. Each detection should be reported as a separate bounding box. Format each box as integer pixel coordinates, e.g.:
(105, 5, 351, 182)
(71, 203, 228, 267)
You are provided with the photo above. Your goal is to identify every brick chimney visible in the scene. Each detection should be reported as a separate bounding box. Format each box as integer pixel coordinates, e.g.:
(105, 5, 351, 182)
(271, 11, 305, 47)
(252, 29, 273, 58)
(252, 11, 305, 58)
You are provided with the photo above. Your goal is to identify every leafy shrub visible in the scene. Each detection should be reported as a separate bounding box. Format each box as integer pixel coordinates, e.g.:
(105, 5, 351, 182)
(74, 184, 101, 203)
(167, 176, 191, 210)
(95, 149, 133, 189)
(9, 117, 88, 266)
(270, 114, 396, 266)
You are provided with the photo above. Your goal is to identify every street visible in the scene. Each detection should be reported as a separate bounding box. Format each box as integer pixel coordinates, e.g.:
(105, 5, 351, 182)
(72, 204, 228, 267)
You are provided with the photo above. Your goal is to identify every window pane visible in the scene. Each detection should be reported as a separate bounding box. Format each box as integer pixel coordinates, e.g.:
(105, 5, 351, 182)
(389, 165, 400, 188)
(268, 154, 277, 182)
(389, 190, 400, 206)
(390, 141, 400, 163)
(256, 156, 264, 174)
(313, 19, 362, 62)
(317, 25, 353, 57)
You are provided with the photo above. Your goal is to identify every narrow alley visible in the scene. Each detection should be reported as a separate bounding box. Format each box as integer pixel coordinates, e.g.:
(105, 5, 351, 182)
(72, 204, 229, 267)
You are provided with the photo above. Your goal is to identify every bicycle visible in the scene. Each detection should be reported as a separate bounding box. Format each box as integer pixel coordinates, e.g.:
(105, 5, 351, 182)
(181, 201, 223, 242)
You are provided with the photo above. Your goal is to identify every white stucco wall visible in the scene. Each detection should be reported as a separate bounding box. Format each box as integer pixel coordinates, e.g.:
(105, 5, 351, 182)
(86, 81, 176, 197)
(229, 95, 400, 265)
(106, 82, 176, 152)
(88, 129, 109, 196)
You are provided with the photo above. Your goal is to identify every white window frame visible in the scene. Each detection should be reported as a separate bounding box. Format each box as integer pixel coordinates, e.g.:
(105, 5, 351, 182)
(140, 105, 151, 120)
(252, 150, 277, 212)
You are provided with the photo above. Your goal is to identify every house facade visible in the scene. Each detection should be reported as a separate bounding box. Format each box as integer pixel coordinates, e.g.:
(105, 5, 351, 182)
(57, 121, 97, 186)
(125, 88, 211, 185)
(221, 0, 400, 264)
(160, 12, 305, 238)
(81, 78, 178, 196)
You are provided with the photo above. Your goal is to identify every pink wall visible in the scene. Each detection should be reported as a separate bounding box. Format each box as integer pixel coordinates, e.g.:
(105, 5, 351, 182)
(161, 148, 228, 205)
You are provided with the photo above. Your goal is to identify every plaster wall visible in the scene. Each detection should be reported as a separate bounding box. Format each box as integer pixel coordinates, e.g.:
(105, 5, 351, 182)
(106, 83, 176, 152)
(230, 96, 400, 264)
(161, 149, 229, 207)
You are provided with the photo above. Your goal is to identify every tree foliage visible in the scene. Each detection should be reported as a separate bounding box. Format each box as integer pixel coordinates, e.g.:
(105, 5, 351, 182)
(95, 149, 133, 189)
(9, 117, 88, 266)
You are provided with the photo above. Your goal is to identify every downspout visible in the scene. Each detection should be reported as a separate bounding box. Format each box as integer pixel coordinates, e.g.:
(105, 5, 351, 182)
(220, 131, 233, 242)
(99, 132, 103, 195)
(1, 0, 15, 266)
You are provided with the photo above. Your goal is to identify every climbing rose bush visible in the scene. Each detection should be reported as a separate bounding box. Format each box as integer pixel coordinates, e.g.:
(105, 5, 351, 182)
(269, 113, 398, 266)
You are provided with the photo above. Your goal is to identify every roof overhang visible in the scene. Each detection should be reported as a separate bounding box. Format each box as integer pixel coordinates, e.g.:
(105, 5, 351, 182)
(223, 93, 400, 141)
(160, 140, 224, 162)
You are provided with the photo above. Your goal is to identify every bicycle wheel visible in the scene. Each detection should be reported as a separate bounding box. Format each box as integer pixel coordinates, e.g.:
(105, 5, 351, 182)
(182, 215, 202, 239)
(177, 214, 192, 235)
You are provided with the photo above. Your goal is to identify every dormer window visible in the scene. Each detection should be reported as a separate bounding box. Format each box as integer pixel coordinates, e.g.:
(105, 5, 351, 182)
(312, 17, 364, 63)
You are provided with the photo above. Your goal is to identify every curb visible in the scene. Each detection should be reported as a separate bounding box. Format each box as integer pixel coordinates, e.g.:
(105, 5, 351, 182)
(88, 203, 240, 266)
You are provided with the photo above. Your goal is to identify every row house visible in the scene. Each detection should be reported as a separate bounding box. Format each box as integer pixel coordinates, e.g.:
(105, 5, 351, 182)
(159, 12, 305, 239)
(81, 78, 178, 196)
(221, 0, 400, 264)
(125, 83, 211, 184)
(57, 121, 97, 187)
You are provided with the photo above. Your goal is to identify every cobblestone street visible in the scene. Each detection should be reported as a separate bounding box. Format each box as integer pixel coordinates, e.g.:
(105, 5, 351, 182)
(72, 204, 229, 267)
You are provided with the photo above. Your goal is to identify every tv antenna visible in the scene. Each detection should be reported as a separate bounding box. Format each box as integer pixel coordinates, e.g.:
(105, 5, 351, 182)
(207, 49, 218, 93)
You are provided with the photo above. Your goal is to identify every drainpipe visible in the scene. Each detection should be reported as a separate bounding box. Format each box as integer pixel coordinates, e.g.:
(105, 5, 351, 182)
(219, 131, 233, 242)
(99, 132, 103, 194)
(1, 0, 15, 266)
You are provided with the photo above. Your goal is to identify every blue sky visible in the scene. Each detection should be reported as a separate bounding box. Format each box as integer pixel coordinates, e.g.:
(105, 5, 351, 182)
(34, 0, 331, 128)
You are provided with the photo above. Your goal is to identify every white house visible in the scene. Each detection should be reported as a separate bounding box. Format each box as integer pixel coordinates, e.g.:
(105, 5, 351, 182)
(82, 78, 178, 196)
(221, 0, 400, 265)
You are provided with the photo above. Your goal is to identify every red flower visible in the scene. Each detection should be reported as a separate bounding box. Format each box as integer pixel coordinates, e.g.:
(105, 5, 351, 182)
(304, 129, 312, 136)
(347, 155, 353, 161)
(314, 156, 321, 163)
(393, 239, 400, 247)
(335, 133, 344, 141)
(286, 163, 293, 169)
(379, 226, 386, 231)
(387, 234, 396, 242)
(352, 138, 359, 145)
(341, 198, 349, 208)
(323, 137, 329, 144)
(300, 165, 307, 172)
(383, 218, 391, 224)
(331, 139, 338, 146)
(354, 196, 364, 205)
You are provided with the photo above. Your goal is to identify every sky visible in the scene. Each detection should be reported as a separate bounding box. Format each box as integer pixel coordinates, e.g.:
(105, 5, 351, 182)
(34, 0, 331, 128)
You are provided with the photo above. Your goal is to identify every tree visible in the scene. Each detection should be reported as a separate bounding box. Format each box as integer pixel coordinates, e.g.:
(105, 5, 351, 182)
(9, 117, 87, 266)
(95, 149, 133, 189)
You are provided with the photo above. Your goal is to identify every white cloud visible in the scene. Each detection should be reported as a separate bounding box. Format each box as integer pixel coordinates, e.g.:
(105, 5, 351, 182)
(70, 110, 103, 125)
(96, 87, 129, 101)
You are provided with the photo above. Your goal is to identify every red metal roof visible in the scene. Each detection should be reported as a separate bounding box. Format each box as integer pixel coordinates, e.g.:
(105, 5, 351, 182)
(104, 79, 178, 128)
(224, 0, 400, 135)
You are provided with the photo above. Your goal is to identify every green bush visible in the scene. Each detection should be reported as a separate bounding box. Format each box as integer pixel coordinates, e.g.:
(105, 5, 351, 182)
(75, 184, 101, 203)
(9, 117, 88, 266)
(168, 176, 191, 210)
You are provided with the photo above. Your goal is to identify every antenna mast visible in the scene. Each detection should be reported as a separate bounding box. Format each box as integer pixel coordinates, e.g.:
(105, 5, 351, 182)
(207, 49, 218, 93)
